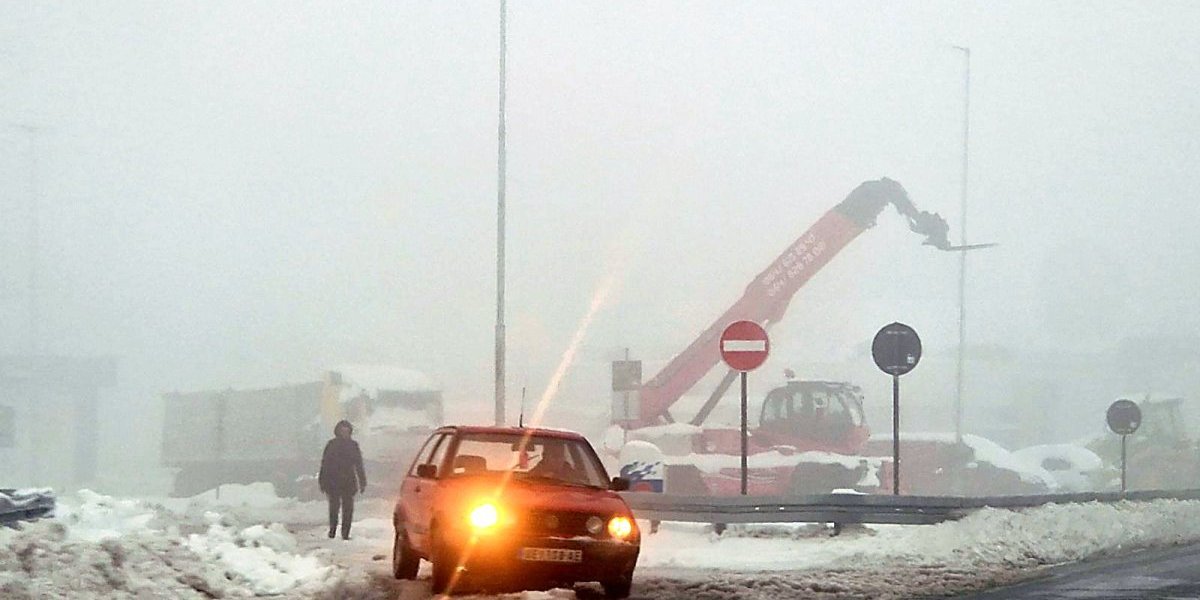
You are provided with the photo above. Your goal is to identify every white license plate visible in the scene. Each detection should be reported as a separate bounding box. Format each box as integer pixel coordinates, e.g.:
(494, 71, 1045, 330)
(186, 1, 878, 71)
(519, 547, 583, 563)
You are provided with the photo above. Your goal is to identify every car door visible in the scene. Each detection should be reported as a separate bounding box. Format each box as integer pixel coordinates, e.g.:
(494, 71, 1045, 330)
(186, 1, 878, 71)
(400, 432, 450, 551)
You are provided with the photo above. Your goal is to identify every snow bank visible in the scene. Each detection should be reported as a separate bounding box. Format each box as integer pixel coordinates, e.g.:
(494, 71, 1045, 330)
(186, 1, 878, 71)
(0, 490, 345, 598)
(638, 499, 1200, 598)
(55, 489, 157, 543)
(186, 512, 336, 595)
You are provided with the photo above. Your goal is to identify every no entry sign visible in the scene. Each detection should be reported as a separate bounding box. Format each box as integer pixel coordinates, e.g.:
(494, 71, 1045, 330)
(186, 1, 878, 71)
(720, 321, 769, 372)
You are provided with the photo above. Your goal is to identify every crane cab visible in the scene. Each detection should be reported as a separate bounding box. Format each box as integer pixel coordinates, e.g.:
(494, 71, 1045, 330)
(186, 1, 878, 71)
(755, 380, 869, 454)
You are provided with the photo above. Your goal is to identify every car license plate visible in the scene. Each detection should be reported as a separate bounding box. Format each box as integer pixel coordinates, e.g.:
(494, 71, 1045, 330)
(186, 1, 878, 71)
(520, 547, 582, 563)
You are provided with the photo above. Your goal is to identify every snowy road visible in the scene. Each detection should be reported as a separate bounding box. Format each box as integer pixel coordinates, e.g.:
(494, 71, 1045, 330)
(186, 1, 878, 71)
(960, 542, 1200, 600)
(11, 487, 1200, 599)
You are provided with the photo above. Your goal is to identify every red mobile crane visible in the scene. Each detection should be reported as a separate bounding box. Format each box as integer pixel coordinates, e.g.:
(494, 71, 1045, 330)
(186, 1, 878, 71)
(617, 178, 960, 494)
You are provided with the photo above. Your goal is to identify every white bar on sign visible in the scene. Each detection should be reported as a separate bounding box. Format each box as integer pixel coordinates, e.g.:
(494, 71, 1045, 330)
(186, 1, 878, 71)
(722, 340, 766, 352)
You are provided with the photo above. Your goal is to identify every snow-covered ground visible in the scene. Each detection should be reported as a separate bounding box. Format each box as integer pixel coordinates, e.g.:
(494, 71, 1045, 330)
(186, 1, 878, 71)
(7, 484, 1200, 598)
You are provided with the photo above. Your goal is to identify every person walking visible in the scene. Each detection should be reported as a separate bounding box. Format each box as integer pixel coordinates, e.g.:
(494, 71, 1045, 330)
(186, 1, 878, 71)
(318, 420, 366, 540)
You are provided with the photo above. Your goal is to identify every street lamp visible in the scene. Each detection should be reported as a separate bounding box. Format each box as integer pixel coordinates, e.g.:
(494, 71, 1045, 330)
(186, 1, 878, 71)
(952, 45, 970, 443)
(494, 0, 509, 426)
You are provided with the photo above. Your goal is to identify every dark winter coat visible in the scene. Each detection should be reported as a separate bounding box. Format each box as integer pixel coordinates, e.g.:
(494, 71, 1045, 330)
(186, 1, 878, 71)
(318, 437, 367, 496)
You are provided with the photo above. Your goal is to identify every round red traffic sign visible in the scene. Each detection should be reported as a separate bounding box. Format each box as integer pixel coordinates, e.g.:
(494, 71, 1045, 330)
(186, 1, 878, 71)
(720, 320, 770, 372)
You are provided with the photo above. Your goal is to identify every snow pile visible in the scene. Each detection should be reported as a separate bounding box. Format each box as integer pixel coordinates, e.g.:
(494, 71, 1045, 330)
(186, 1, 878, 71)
(364, 404, 438, 432)
(170, 482, 345, 528)
(185, 512, 336, 595)
(55, 489, 158, 543)
(331, 365, 439, 402)
(638, 499, 1200, 598)
(187, 482, 284, 509)
(0, 490, 345, 598)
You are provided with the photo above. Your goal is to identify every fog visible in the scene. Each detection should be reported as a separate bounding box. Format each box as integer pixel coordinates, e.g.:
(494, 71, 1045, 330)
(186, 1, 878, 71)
(2, 2, 1199, 493)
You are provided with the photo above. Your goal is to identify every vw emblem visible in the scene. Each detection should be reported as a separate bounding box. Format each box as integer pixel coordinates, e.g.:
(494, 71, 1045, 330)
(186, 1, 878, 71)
(544, 515, 559, 529)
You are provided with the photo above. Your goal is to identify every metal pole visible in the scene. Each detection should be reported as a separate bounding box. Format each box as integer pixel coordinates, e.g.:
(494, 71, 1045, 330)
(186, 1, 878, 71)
(892, 374, 900, 495)
(952, 46, 970, 443)
(1120, 433, 1127, 494)
(493, 0, 508, 426)
(740, 371, 748, 496)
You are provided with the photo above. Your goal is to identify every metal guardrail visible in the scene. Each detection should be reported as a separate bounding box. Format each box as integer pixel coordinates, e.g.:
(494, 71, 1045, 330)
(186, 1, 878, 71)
(619, 489, 1200, 526)
(0, 489, 56, 526)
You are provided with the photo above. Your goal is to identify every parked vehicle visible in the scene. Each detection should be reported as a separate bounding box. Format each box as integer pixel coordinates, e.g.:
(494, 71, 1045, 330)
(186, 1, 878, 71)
(162, 365, 441, 497)
(1011, 444, 1104, 492)
(863, 433, 1056, 495)
(392, 425, 639, 597)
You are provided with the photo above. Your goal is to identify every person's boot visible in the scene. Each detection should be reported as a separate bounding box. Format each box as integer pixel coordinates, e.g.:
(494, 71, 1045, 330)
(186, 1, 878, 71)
(327, 527, 336, 539)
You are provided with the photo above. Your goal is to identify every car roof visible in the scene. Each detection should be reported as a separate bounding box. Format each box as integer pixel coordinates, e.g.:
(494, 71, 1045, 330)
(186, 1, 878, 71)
(436, 425, 587, 441)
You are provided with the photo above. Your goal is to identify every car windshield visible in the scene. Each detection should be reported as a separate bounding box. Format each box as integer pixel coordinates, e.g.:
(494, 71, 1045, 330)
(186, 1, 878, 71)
(447, 432, 609, 488)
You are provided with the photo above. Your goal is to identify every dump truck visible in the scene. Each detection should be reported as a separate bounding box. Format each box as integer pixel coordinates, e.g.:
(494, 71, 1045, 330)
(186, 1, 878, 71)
(162, 365, 442, 497)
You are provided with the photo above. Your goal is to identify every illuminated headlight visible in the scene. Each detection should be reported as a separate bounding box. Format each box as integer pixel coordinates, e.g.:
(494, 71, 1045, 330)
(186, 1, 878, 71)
(586, 516, 604, 535)
(607, 516, 634, 540)
(469, 503, 499, 529)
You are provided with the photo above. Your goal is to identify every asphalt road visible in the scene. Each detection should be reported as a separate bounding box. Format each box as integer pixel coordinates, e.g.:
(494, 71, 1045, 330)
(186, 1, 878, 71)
(960, 542, 1200, 600)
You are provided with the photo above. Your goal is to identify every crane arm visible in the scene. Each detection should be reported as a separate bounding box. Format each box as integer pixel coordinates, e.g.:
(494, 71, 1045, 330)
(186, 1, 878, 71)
(629, 178, 947, 427)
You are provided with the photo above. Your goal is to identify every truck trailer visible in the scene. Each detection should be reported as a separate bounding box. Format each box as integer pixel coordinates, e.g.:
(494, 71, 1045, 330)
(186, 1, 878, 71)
(162, 366, 442, 497)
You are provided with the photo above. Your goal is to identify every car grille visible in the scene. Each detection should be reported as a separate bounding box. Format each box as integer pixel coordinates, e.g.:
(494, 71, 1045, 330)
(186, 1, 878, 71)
(521, 510, 597, 537)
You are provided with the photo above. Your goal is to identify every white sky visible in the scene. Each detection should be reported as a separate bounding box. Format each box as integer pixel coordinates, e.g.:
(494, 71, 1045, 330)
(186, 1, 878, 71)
(1, 1, 1198, 466)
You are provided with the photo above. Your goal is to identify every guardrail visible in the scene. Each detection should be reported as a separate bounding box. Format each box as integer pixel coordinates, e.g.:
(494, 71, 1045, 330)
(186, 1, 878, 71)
(619, 489, 1200, 526)
(0, 489, 56, 526)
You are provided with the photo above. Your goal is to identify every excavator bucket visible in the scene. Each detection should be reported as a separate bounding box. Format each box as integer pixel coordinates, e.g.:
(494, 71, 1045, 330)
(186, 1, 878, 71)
(941, 242, 999, 251)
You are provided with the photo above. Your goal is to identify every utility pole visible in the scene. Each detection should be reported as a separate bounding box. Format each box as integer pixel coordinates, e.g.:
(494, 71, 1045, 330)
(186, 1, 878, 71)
(494, 0, 508, 426)
(952, 46, 970, 443)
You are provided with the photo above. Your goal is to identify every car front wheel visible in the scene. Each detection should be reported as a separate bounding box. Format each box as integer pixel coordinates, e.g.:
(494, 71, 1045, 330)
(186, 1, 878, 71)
(392, 528, 419, 580)
(602, 575, 633, 599)
(430, 533, 457, 594)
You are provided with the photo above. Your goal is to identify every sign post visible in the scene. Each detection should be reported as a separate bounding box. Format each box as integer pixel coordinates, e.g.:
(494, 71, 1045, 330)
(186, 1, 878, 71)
(1106, 399, 1142, 494)
(611, 358, 642, 423)
(720, 321, 770, 496)
(872, 322, 922, 495)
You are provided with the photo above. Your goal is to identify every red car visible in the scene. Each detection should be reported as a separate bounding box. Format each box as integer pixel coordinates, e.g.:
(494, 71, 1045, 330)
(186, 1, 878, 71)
(392, 425, 640, 597)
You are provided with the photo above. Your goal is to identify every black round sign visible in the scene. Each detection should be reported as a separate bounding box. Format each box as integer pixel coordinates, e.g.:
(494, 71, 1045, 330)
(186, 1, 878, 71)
(872, 322, 922, 376)
(1106, 399, 1142, 435)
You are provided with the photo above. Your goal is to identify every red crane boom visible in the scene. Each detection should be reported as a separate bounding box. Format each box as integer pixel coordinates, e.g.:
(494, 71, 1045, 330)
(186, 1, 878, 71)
(627, 178, 951, 428)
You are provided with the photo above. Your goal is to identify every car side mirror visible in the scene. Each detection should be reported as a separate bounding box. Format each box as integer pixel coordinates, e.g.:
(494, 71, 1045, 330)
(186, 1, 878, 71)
(610, 477, 630, 491)
(417, 463, 438, 479)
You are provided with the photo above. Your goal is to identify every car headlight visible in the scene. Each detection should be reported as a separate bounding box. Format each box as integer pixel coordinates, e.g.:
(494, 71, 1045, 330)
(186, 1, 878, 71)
(586, 516, 604, 535)
(607, 516, 633, 540)
(469, 503, 499, 529)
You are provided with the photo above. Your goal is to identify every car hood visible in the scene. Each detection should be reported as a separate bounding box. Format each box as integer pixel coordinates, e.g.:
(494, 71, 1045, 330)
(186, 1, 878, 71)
(443, 477, 630, 516)
(504, 480, 630, 515)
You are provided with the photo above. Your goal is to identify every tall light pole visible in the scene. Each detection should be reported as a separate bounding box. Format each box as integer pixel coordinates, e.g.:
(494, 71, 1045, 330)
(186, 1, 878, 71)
(952, 46, 970, 443)
(494, 0, 508, 426)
